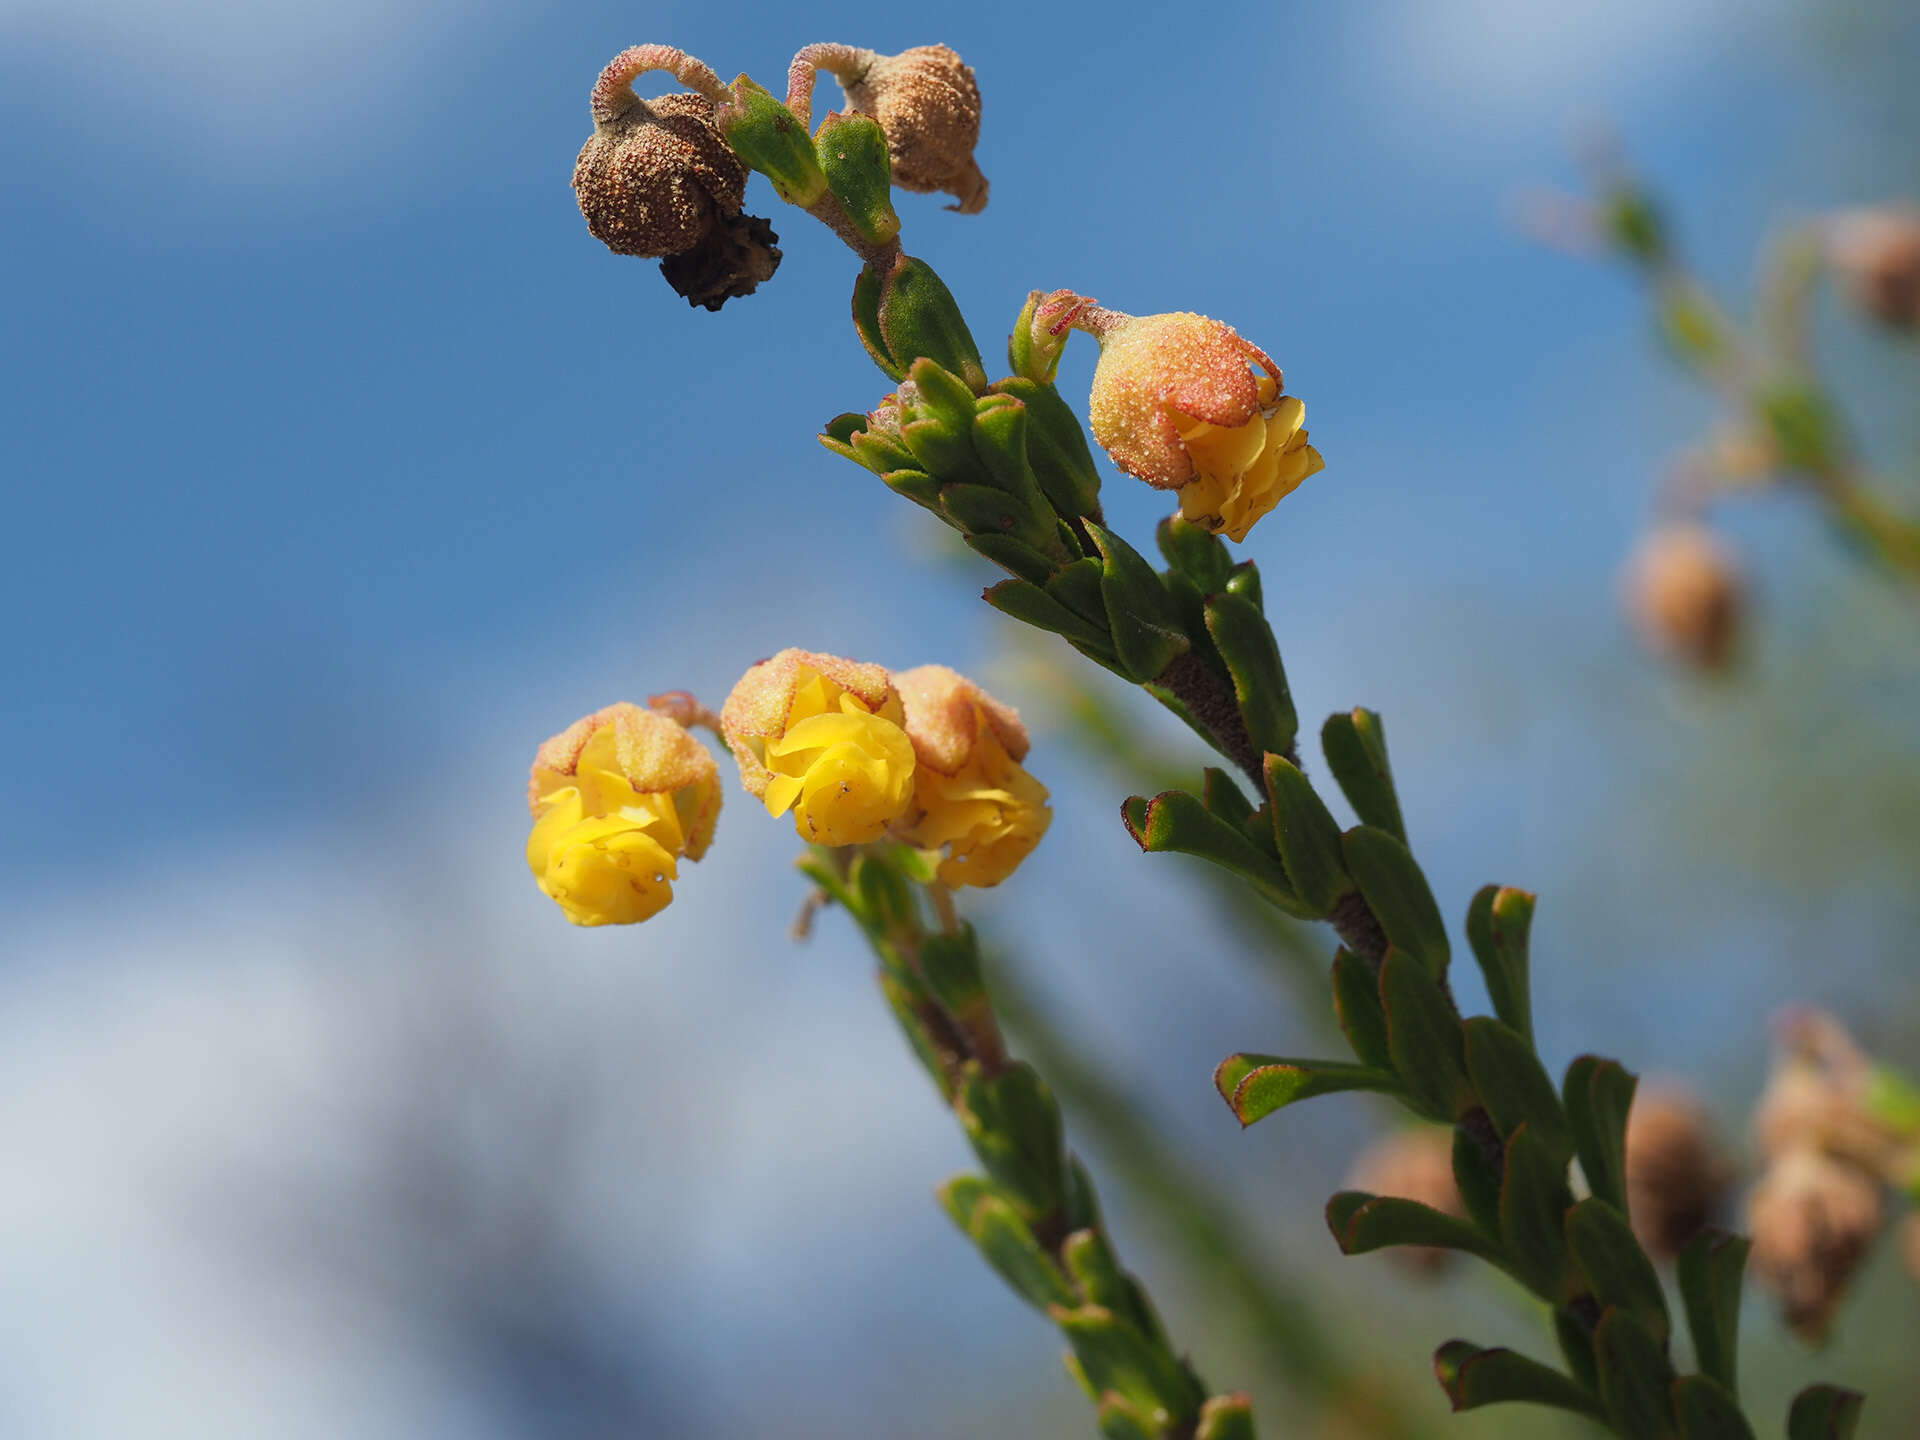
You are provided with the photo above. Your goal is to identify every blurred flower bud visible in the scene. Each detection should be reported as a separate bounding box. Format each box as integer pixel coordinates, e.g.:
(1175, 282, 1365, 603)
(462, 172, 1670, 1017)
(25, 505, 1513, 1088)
(721, 649, 917, 846)
(1747, 1146, 1883, 1344)
(1623, 1084, 1734, 1259)
(1347, 1127, 1467, 1276)
(526, 702, 722, 926)
(891, 665, 1052, 888)
(1826, 205, 1920, 331)
(1047, 297, 1321, 543)
(832, 44, 988, 214)
(1754, 1008, 1909, 1177)
(1621, 523, 1745, 672)
(575, 49, 781, 311)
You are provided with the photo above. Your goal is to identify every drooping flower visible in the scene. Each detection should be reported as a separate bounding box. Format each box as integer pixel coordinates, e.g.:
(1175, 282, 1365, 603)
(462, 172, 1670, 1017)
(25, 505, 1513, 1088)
(1826, 205, 1920, 331)
(526, 702, 722, 926)
(1621, 523, 1745, 673)
(574, 47, 781, 310)
(1622, 1083, 1733, 1260)
(721, 649, 917, 845)
(790, 43, 989, 214)
(891, 665, 1051, 887)
(1042, 297, 1321, 542)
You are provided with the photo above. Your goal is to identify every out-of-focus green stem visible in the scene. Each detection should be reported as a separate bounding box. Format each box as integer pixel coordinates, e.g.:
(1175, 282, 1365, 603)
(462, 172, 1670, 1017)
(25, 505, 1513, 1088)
(983, 946, 1442, 1440)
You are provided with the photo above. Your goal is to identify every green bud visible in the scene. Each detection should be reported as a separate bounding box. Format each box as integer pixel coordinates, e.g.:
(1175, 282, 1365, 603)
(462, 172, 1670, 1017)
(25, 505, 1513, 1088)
(716, 76, 827, 206)
(854, 254, 988, 394)
(1602, 185, 1667, 266)
(814, 111, 900, 246)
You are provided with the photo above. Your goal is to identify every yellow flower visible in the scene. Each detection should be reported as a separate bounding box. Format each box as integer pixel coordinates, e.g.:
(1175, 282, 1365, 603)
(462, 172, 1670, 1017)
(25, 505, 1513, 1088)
(1083, 308, 1323, 543)
(720, 649, 917, 845)
(526, 702, 721, 926)
(892, 665, 1051, 887)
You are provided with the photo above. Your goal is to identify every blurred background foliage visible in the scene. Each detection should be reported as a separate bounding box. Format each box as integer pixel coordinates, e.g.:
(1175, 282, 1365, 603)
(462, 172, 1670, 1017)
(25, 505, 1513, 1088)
(1, 0, 1917, 1436)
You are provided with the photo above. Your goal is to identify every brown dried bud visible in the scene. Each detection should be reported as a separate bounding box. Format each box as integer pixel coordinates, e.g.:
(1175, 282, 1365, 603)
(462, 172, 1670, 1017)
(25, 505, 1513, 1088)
(1621, 523, 1745, 672)
(1347, 1127, 1466, 1276)
(1747, 1147, 1883, 1344)
(1623, 1084, 1734, 1260)
(1826, 206, 1920, 331)
(573, 56, 781, 311)
(841, 45, 989, 214)
(1753, 1008, 1907, 1176)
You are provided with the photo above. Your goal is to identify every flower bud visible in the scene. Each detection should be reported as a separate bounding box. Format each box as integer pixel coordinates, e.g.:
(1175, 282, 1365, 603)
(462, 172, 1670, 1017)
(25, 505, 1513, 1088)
(721, 649, 917, 846)
(1621, 523, 1745, 672)
(1074, 304, 1323, 543)
(839, 45, 988, 214)
(1346, 1127, 1467, 1276)
(1747, 1146, 1883, 1343)
(1623, 1084, 1734, 1260)
(526, 703, 722, 926)
(1826, 205, 1920, 330)
(891, 666, 1052, 888)
(574, 57, 782, 311)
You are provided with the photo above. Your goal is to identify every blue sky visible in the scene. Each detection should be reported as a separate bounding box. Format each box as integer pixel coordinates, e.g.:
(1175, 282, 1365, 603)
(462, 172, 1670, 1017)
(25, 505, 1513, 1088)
(4, 1, 1920, 1436)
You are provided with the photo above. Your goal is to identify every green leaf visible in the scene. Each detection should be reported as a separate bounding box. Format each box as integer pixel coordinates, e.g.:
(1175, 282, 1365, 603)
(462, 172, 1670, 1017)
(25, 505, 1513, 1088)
(1671, 1375, 1757, 1440)
(1379, 952, 1473, 1122)
(1087, 522, 1189, 681)
(984, 578, 1113, 649)
(850, 264, 901, 379)
(1553, 1306, 1600, 1395)
(1786, 1385, 1865, 1440)
(1156, 514, 1234, 594)
(1500, 1122, 1576, 1300)
(1566, 1197, 1669, 1346)
(1432, 1341, 1606, 1420)
(875, 256, 987, 394)
(971, 396, 1057, 525)
(907, 359, 984, 440)
(1466, 885, 1537, 1047)
(1061, 1230, 1167, 1348)
(1053, 1304, 1204, 1429)
(1564, 1055, 1639, 1215)
(1453, 1126, 1505, 1239)
(1264, 755, 1351, 916)
(850, 424, 918, 476)
(1212, 1054, 1400, 1126)
(1343, 828, 1450, 979)
(1325, 1190, 1501, 1263)
(965, 532, 1056, 586)
(992, 376, 1103, 518)
(1045, 556, 1109, 625)
(1321, 709, 1406, 842)
(1205, 592, 1298, 759)
(1121, 791, 1312, 918)
(1463, 1016, 1570, 1164)
(879, 971, 956, 1099)
(1677, 1228, 1750, 1396)
(918, 924, 987, 1017)
(938, 481, 1055, 550)
(1594, 1308, 1678, 1440)
(1224, 560, 1262, 609)
(1092, 1394, 1157, 1440)
(1195, 1392, 1257, 1440)
(1201, 767, 1255, 829)
(956, 1062, 1066, 1219)
(938, 1177, 1077, 1310)
(1064, 1154, 1102, 1232)
(1331, 948, 1393, 1071)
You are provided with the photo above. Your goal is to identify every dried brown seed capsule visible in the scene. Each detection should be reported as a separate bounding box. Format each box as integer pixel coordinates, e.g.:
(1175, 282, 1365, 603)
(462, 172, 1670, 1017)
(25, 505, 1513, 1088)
(1826, 205, 1920, 331)
(1746, 1146, 1883, 1344)
(574, 49, 781, 310)
(793, 44, 987, 214)
(1623, 1084, 1734, 1260)
(1347, 1127, 1467, 1276)
(1621, 523, 1745, 672)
